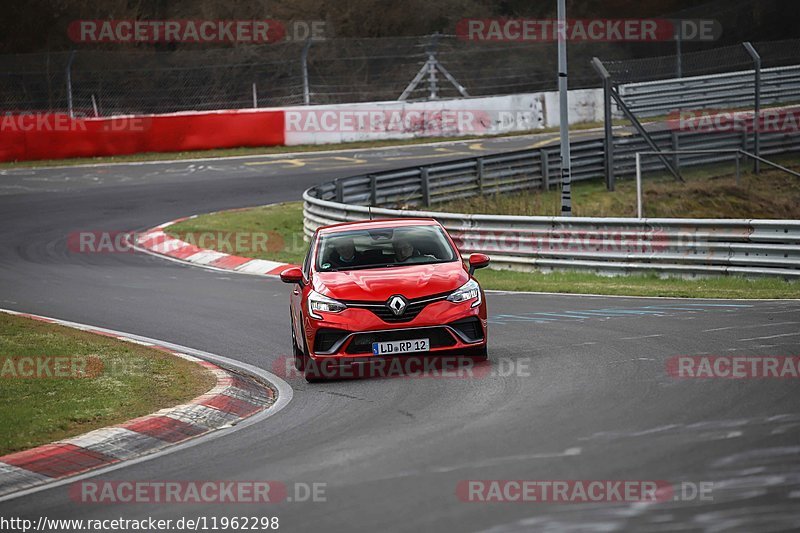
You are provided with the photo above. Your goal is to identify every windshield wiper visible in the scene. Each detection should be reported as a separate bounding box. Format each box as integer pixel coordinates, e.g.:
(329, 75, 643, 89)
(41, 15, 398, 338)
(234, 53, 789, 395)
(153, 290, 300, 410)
(336, 263, 403, 271)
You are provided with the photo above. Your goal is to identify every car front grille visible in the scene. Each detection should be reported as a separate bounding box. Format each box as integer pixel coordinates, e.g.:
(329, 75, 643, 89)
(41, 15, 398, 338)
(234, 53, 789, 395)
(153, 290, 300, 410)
(345, 327, 457, 354)
(343, 292, 451, 323)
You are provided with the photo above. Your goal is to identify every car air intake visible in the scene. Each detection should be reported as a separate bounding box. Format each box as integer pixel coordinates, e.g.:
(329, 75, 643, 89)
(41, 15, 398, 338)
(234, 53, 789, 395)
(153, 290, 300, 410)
(449, 317, 484, 343)
(314, 328, 349, 353)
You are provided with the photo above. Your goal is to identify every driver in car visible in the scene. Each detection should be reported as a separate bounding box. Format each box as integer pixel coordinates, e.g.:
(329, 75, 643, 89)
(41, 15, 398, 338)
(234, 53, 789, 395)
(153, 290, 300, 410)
(328, 237, 361, 268)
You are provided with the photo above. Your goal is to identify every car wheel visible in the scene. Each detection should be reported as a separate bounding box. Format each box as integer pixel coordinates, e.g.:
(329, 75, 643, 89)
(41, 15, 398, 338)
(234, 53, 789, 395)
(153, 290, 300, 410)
(303, 359, 326, 383)
(291, 317, 305, 372)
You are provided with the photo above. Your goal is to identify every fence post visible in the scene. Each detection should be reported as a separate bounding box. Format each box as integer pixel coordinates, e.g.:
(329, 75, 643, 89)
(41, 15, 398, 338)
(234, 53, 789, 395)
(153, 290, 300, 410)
(420, 167, 430, 206)
(743, 42, 761, 174)
(591, 57, 615, 191)
(252, 82, 258, 108)
(369, 174, 377, 205)
(540, 149, 550, 190)
(476, 158, 485, 195)
(301, 38, 312, 105)
(735, 151, 741, 186)
(335, 179, 344, 203)
(66, 50, 76, 118)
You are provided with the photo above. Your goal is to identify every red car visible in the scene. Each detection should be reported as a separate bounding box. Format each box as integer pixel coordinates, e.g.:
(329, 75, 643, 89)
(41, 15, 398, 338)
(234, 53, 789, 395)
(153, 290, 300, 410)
(280, 218, 490, 381)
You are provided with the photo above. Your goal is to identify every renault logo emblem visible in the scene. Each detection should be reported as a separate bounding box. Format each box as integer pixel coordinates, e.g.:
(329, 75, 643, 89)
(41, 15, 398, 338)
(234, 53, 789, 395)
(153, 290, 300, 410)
(387, 295, 408, 316)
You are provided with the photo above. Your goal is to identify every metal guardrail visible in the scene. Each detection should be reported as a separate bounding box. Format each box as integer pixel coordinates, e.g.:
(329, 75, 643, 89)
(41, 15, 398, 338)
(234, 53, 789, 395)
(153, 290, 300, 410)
(618, 65, 800, 117)
(303, 130, 800, 278)
(303, 195, 800, 278)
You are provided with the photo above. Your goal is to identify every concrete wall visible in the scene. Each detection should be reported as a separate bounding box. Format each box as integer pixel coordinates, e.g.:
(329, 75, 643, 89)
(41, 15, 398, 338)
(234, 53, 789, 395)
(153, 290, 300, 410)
(284, 88, 604, 145)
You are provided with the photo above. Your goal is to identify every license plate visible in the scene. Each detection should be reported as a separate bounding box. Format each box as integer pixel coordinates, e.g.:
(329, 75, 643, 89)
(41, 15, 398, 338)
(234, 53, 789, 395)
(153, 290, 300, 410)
(372, 338, 429, 355)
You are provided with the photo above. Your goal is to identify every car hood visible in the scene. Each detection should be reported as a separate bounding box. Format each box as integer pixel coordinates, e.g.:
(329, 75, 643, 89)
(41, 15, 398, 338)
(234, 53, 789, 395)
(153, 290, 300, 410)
(312, 261, 469, 302)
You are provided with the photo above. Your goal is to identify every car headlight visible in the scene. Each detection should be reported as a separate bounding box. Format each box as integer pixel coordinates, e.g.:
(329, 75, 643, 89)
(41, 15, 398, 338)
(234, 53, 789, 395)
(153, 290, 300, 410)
(447, 279, 482, 308)
(307, 290, 347, 319)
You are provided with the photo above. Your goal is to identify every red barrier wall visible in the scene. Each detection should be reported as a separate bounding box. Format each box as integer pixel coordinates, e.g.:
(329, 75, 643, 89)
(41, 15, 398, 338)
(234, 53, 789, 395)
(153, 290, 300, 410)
(0, 109, 285, 162)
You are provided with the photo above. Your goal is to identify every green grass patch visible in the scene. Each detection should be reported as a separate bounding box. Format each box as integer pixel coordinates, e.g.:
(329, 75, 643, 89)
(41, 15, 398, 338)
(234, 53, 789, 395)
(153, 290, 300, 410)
(164, 201, 799, 299)
(475, 269, 800, 299)
(431, 157, 800, 219)
(168, 202, 306, 264)
(0, 313, 216, 455)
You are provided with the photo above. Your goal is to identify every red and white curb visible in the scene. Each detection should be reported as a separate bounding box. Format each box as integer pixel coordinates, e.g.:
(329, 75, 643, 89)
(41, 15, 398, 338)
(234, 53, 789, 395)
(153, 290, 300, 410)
(0, 309, 292, 500)
(134, 216, 293, 278)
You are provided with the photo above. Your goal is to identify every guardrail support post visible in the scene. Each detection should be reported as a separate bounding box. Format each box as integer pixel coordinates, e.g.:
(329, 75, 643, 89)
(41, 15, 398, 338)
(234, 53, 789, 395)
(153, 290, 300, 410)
(743, 42, 761, 174)
(420, 167, 430, 206)
(540, 149, 550, 190)
(671, 132, 680, 174)
(335, 179, 343, 203)
(369, 174, 377, 205)
(635, 153, 643, 218)
(476, 158, 485, 195)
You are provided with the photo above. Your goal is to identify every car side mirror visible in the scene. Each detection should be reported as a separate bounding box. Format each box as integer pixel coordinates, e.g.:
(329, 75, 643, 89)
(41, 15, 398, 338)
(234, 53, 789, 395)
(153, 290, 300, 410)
(468, 253, 490, 275)
(280, 267, 304, 285)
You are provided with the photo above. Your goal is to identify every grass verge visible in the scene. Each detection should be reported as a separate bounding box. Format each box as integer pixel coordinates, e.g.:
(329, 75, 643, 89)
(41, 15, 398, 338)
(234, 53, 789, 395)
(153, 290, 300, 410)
(474, 269, 800, 299)
(0, 313, 216, 455)
(168, 203, 306, 265)
(430, 156, 800, 219)
(165, 201, 800, 299)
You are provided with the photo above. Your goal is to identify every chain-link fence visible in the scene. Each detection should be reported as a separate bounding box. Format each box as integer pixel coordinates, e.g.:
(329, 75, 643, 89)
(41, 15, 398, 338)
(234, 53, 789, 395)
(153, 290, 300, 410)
(2, 36, 799, 116)
(602, 38, 800, 84)
(0, 35, 698, 115)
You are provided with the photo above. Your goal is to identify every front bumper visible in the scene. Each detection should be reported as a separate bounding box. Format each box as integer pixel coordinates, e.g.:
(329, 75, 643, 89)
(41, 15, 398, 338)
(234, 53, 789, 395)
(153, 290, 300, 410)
(304, 299, 487, 360)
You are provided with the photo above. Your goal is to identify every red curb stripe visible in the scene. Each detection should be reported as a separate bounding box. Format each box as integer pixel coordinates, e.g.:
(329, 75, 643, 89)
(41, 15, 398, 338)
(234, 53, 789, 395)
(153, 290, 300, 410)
(168, 244, 204, 259)
(1, 444, 116, 478)
(121, 416, 205, 443)
(267, 264, 290, 275)
(201, 394, 262, 417)
(229, 376, 275, 399)
(16, 313, 56, 323)
(210, 254, 252, 270)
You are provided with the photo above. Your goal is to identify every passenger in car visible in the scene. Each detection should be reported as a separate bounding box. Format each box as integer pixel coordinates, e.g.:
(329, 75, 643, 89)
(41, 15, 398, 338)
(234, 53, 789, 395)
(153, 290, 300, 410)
(392, 237, 437, 264)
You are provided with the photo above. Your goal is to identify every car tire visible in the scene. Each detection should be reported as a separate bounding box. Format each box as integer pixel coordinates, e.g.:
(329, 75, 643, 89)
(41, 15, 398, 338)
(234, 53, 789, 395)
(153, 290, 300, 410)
(303, 359, 326, 383)
(292, 322, 326, 383)
(291, 317, 305, 372)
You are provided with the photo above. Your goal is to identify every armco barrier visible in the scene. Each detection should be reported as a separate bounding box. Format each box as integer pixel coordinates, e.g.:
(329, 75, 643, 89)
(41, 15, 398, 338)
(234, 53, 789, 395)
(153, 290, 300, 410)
(307, 130, 800, 209)
(0, 109, 284, 162)
(303, 194, 800, 278)
(302, 131, 800, 278)
(618, 65, 800, 117)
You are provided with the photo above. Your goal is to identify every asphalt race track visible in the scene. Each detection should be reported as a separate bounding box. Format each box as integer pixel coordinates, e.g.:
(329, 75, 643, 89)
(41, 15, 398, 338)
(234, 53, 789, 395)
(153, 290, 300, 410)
(1, 134, 799, 532)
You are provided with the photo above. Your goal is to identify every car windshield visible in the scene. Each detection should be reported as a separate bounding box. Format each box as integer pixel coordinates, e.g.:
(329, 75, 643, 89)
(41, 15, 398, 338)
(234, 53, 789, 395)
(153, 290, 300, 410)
(316, 225, 457, 271)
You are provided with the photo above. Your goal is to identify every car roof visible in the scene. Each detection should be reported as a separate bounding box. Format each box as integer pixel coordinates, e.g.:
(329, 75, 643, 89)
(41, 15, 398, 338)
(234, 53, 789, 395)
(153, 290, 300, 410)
(317, 218, 441, 235)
